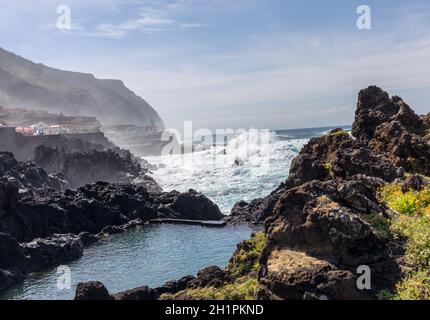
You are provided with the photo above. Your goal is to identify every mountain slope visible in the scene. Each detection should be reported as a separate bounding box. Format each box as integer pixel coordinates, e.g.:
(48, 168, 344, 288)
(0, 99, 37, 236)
(0, 47, 164, 129)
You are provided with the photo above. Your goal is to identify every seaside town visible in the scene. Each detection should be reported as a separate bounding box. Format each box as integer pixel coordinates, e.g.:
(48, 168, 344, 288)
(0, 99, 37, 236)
(0, 106, 164, 157)
(0, 106, 101, 135)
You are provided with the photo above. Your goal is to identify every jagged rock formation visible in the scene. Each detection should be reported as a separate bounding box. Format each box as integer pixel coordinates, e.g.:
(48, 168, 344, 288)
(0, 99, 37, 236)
(0, 232, 83, 291)
(252, 86, 427, 300)
(74, 281, 113, 300)
(34, 146, 159, 191)
(0, 47, 164, 128)
(352, 86, 430, 176)
(0, 180, 223, 243)
(228, 126, 404, 299)
(226, 128, 399, 225)
(225, 185, 285, 225)
(0, 150, 223, 292)
(256, 177, 400, 300)
(0, 151, 64, 192)
(0, 122, 116, 162)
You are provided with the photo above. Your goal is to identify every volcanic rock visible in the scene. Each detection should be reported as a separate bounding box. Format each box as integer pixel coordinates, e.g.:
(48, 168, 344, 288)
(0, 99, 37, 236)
(0, 232, 85, 291)
(187, 266, 231, 289)
(401, 175, 425, 193)
(0, 179, 222, 242)
(113, 286, 159, 301)
(78, 232, 99, 246)
(1, 151, 64, 192)
(74, 281, 113, 300)
(352, 86, 430, 175)
(225, 184, 285, 225)
(22, 234, 84, 272)
(34, 146, 161, 192)
(285, 129, 398, 189)
(155, 189, 224, 221)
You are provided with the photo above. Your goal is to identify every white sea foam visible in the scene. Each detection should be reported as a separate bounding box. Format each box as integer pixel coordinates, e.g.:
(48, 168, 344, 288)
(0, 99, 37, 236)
(145, 131, 308, 214)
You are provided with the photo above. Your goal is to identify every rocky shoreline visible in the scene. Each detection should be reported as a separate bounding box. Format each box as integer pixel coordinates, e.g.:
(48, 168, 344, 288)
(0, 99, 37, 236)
(0, 132, 226, 292)
(72, 86, 430, 300)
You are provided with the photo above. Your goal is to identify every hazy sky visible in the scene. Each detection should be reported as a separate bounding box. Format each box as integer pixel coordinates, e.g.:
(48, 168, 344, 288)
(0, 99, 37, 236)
(1, 0, 430, 130)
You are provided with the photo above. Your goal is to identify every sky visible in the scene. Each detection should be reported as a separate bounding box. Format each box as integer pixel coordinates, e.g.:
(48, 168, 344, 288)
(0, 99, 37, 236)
(0, 0, 430, 131)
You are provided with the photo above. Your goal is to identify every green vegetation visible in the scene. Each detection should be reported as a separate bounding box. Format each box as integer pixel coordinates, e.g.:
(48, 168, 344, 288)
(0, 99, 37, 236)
(161, 277, 258, 300)
(377, 289, 395, 300)
(328, 129, 350, 138)
(379, 182, 430, 300)
(227, 231, 266, 279)
(380, 183, 430, 215)
(161, 232, 266, 300)
(361, 213, 393, 240)
(393, 270, 430, 300)
(323, 162, 335, 178)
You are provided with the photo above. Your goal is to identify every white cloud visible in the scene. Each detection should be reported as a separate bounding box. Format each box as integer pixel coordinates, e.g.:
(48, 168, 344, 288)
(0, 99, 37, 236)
(179, 22, 210, 28)
(100, 28, 430, 129)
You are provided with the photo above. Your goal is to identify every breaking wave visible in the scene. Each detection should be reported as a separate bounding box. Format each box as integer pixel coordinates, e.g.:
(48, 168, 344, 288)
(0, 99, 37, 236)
(146, 130, 308, 214)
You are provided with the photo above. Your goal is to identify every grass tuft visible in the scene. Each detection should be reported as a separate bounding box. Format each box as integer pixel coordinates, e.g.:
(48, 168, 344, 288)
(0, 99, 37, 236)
(161, 277, 258, 300)
(361, 213, 393, 240)
(393, 270, 430, 300)
(379, 182, 430, 299)
(227, 232, 266, 279)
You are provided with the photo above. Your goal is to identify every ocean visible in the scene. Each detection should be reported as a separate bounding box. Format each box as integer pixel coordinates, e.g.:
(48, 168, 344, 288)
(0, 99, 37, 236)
(146, 126, 349, 214)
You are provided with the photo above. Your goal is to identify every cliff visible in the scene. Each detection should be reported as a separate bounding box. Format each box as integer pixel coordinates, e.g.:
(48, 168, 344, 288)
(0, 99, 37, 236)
(0, 47, 164, 129)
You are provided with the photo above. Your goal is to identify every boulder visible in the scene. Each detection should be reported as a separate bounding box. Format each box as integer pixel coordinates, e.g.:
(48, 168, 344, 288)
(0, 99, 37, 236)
(78, 232, 99, 246)
(256, 250, 368, 300)
(402, 175, 425, 193)
(0, 233, 27, 272)
(75, 281, 113, 300)
(285, 130, 398, 189)
(22, 234, 84, 272)
(156, 189, 224, 221)
(0, 152, 18, 174)
(187, 266, 232, 289)
(225, 185, 284, 225)
(1, 181, 223, 242)
(114, 286, 159, 301)
(0, 268, 23, 292)
(157, 276, 195, 295)
(0, 232, 86, 291)
(74, 275, 196, 300)
(257, 179, 401, 300)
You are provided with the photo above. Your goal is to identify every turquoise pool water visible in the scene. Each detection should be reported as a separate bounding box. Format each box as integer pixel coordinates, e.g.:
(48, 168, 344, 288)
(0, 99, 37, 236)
(1, 224, 254, 300)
